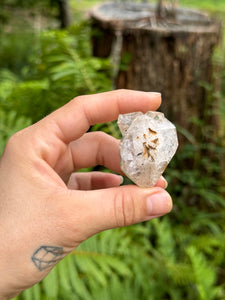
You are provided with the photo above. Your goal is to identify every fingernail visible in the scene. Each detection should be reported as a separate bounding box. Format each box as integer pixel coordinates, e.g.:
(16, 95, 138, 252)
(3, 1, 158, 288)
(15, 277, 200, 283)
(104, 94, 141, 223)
(147, 92, 161, 96)
(119, 175, 124, 185)
(146, 192, 172, 216)
(162, 177, 168, 189)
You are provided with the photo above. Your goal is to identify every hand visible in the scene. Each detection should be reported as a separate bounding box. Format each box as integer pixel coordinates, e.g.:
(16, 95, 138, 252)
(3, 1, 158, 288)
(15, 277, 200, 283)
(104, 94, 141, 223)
(0, 90, 172, 299)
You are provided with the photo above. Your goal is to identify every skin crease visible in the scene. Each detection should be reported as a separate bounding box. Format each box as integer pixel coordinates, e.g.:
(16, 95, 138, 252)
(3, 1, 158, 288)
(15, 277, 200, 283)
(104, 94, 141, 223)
(0, 90, 172, 299)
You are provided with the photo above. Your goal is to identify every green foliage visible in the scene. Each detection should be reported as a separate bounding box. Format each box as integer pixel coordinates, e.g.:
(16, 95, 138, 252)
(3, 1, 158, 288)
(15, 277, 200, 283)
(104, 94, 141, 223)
(186, 246, 219, 300)
(0, 108, 31, 155)
(180, 0, 225, 15)
(2, 1, 225, 300)
(0, 31, 39, 78)
(1, 0, 55, 10)
(0, 22, 111, 123)
(15, 218, 225, 300)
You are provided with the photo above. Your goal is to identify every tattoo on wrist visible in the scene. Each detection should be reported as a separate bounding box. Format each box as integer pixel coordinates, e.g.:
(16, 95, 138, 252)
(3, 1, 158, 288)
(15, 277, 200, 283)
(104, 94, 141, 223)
(31, 245, 64, 271)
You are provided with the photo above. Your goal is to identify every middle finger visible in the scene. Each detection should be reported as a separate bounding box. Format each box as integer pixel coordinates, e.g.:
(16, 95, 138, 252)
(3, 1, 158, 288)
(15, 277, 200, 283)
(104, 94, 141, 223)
(54, 132, 120, 181)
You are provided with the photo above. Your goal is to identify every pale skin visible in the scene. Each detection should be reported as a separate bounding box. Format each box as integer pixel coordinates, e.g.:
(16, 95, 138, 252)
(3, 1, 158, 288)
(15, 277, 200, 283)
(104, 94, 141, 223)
(0, 90, 172, 299)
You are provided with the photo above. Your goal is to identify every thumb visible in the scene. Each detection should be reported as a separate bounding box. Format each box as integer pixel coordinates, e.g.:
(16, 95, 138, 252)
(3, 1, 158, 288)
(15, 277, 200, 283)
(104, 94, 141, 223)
(68, 186, 172, 237)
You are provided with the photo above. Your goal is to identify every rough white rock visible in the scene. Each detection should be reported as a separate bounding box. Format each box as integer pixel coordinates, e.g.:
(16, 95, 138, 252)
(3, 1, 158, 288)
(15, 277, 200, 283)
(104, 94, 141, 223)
(118, 111, 178, 187)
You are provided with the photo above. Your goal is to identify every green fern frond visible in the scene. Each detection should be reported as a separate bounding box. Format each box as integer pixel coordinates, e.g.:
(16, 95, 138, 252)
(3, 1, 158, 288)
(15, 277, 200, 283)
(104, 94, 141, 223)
(42, 267, 59, 299)
(186, 246, 220, 300)
(0, 109, 31, 155)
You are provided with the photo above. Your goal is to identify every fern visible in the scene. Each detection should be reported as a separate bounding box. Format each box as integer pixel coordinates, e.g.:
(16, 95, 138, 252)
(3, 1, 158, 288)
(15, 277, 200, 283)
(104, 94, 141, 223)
(186, 246, 222, 300)
(3, 3, 225, 300)
(0, 109, 31, 155)
(0, 24, 112, 124)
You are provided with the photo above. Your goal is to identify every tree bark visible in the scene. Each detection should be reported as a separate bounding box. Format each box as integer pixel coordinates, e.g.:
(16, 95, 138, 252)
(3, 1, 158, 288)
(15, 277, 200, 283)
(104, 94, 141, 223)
(57, 0, 71, 28)
(91, 3, 222, 146)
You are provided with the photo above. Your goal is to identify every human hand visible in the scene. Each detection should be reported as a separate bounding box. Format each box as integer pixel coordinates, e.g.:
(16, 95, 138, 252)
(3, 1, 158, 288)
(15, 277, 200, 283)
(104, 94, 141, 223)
(0, 90, 172, 299)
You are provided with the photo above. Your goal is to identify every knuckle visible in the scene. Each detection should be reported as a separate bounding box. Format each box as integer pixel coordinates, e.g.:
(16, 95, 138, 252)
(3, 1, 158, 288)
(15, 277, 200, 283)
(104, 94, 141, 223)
(71, 95, 88, 109)
(94, 131, 108, 165)
(5, 130, 24, 153)
(95, 131, 108, 139)
(114, 89, 127, 102)
(72, 95, 86, 104)
(7, 132, 20, 146)
(89, 131, 108, 142)
(115, 88, 127, 94)
(114, 190, 136, 227)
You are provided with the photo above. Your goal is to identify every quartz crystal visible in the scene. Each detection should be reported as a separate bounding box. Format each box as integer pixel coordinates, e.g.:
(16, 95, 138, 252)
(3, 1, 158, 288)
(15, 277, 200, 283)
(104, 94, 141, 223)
(118, 111, 178, 187)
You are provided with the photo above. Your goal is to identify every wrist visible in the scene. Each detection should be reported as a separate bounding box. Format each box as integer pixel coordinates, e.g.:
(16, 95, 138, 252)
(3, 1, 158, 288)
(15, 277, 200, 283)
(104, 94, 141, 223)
(0, 294, 10, 300)
(0, 285, 22, 300)
(0, 284, 18, 300)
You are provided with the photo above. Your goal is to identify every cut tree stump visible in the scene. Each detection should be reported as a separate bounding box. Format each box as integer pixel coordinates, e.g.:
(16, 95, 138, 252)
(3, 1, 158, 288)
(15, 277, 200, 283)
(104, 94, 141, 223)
(91, 2, 222, 146)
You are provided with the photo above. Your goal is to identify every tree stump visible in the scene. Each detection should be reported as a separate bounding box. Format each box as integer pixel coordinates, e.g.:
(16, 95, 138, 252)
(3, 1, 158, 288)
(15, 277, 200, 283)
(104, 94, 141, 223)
(91, 2, 222, 146)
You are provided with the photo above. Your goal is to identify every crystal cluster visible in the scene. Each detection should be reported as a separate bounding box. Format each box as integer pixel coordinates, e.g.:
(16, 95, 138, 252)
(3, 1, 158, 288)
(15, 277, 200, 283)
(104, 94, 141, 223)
(118, 111, 178, 187)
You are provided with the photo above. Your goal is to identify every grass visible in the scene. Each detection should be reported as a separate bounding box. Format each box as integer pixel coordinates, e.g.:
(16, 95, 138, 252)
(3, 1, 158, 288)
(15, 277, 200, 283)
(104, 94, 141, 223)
(180, 0, 225, 12)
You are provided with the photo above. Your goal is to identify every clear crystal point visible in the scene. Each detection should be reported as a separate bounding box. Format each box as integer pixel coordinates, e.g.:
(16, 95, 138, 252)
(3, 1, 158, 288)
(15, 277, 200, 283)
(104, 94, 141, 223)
(118, 111, 178, 187)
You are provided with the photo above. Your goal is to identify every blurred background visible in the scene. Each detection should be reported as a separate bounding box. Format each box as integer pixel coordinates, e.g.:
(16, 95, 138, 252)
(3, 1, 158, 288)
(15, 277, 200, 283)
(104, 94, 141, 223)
(0, 0, 225, 299)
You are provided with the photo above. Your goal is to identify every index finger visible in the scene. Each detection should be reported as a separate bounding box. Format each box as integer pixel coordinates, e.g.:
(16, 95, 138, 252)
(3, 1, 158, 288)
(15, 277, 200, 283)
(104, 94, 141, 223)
(49, 89, 161, 143)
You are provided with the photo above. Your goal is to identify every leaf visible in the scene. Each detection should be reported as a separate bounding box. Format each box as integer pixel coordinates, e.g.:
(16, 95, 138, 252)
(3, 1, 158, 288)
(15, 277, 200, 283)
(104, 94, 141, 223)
(57, 258, 73, 294)
(186, 246, 219, 300)
(42, 268, 59, 299)
(0, 108, 31, 155)
(21, 287, 33, 300)
(76, 255, 107, 286)
(51, 69, 76, 81)
(32, 284, 41, 300)
(67, 254, 92, 300)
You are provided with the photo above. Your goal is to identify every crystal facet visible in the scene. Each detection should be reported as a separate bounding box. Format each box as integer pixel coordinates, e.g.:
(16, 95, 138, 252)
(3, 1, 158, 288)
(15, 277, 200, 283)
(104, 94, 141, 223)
(118, 111, 178, 187)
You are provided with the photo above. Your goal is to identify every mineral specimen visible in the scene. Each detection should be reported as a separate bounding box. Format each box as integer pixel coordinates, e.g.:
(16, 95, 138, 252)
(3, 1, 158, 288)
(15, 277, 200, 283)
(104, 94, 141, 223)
(118, 111, 178, 187)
